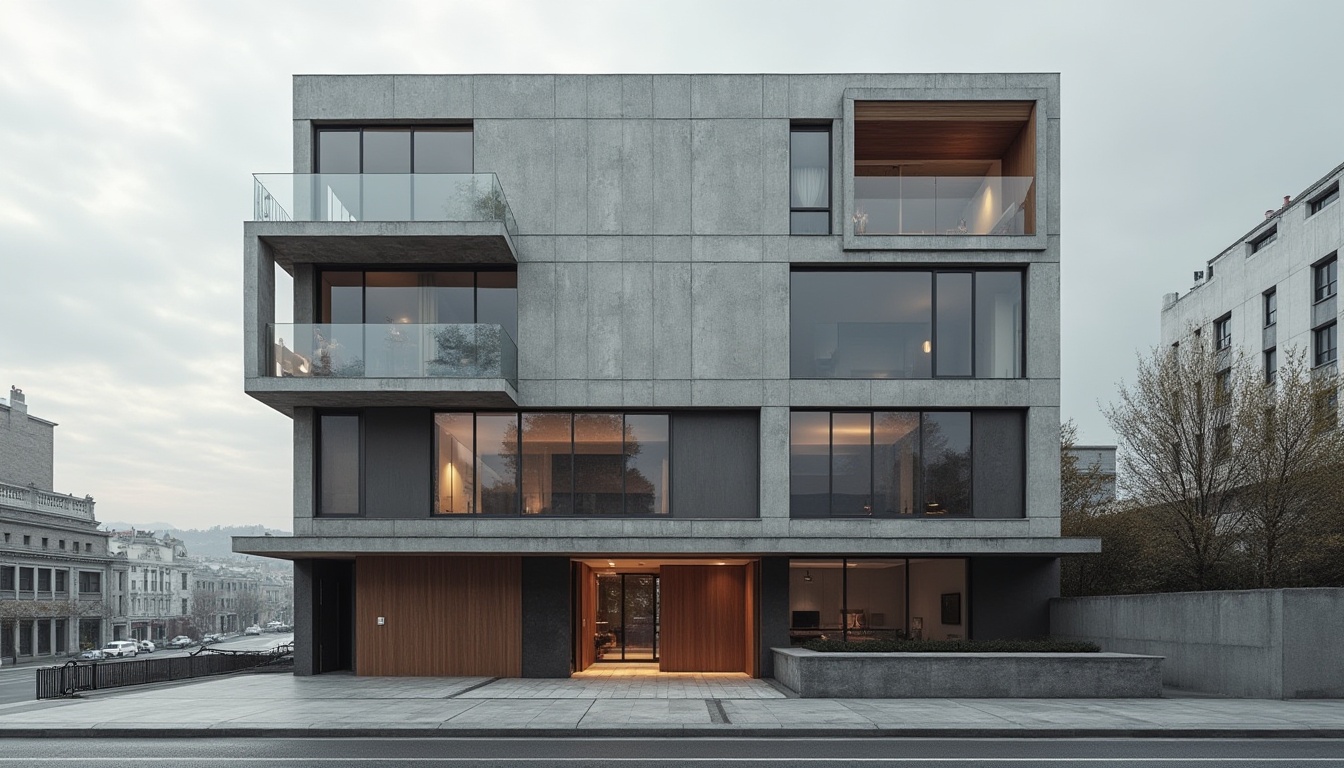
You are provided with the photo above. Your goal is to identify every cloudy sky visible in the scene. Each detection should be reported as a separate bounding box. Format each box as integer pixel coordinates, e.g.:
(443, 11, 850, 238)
(1, 0, 1340, 530)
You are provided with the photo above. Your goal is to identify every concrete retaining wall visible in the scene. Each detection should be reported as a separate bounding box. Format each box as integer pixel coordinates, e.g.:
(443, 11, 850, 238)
(772, 648, 1162, 698)
(1051, 588, 1344, 699)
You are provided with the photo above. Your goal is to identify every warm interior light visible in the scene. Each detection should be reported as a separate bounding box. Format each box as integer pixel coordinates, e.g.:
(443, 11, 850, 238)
(922, 340, 932, 354)
(607, 561, 615, 567)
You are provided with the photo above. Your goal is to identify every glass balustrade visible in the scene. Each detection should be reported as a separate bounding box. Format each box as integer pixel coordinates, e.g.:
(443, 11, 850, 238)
(852, 176, 1033, 236)
(270, 323, 518, 387)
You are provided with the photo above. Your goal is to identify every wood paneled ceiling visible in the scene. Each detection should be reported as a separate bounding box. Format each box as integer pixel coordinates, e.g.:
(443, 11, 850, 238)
(855, 101, 1034, 165)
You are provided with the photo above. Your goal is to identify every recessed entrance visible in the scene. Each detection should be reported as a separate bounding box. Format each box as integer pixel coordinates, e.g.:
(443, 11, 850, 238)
(595, 573, 659, 662)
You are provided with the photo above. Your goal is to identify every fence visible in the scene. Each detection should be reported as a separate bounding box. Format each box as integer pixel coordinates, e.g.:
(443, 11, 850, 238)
(35, 644, 293, 700)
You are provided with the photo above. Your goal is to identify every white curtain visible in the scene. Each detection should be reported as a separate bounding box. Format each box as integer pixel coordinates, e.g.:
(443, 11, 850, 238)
(792, 166, 828, 208)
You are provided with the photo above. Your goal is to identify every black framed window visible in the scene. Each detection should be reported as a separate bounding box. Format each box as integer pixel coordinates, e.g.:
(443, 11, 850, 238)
(1265, 348, 1278, 385)
(1315, 322, 1338, 368)
(319, 268, 518, 345)
(315, 126, 472, 174)
(1314, 254, 1338, 303)
(77, 572, 101, 594)
(790, 269, 1023, 379)
(435, 412, 670, 516)
(1309, 182, 1339, 216)
(1214, 314, 1232, 351)
(790, 410, 973, 518)
(1250, 226, 1277, 253)
(1263, 289, 1277, 327)
(787, 558, 967, 644)
(318, 414, 361, 517)
(0, 566, 13, 591)
(790, 125, 831, 234)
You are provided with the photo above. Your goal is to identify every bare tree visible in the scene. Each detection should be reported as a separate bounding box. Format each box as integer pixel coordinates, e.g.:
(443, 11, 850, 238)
(189, 588, 217, 637)
(233, 588, 263, 628)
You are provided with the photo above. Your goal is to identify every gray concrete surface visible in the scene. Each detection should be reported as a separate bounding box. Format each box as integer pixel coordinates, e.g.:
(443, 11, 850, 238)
(1052, 588, 1344, 699)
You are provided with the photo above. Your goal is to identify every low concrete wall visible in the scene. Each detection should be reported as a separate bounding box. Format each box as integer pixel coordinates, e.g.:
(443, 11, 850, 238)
(772, 648, 1162, 698)
(1051, 588, 1344, 699)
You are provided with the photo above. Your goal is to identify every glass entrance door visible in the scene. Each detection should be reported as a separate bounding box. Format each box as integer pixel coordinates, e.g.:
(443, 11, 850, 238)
(595, 573, 659, 662)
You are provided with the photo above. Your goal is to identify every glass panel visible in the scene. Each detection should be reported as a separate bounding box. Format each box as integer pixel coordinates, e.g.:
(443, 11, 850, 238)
(874, 413, 920, 516)
(477, 271, 518, 345)
(430, 272, 474, 325)
(935, 273, 973, 377)
(362, 130, 411, 173)
(321, 271, 364, 324)
(908, 559, 966, 640)
(19, 621, 33, 655)
(521, 413, 573, 516)
(622, 574, 658, 661)
(364, 272, 421, 325)
(475, 413, 519, 515)
(435, 413, 475, 515)
(790, 130, 830, 208)
(574, 414, 624, 515)
(624, 415, 669, 515)
(854, 176, 1033, 236)
(922, 412, 971, 517)
(414, 129, 473, 174)
(830, 413, 872, 516)
(319, 415, 360, 516)
(975, 272, 1023, 378)
(790, 271, 932, 379)
(594, 573, 622, 661)
(317, 130, 360, 173)
(789, 412, 830, 518)
(790, 210, 829, 234)
(845, 560, 907, 641)
(788, 560, 843, 645)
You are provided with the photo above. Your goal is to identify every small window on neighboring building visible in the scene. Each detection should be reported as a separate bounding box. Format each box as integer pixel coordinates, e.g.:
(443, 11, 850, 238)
(23, 535, 30, 546)
(1265, 348, 1278, 385)
(41, 538, 48, 548)
(2, 532, 9, 543)
(1214, 315, 1232, 351)
(78, 572, 101, 593)
(1309, 182, 1340, 216)
(56, 571, 67, 592)
(1263, 289, 1277, 327)
(1314, 254, 1338, 303)
(84, 543, 91, 553)
(789, 125, 831, 235)
(1316, 322, 1338, 368)
(1250, 226, 1278, 253)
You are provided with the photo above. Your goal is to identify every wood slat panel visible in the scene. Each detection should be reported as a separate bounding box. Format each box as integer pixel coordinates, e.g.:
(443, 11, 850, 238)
(1001, 106, 1038, 235)
(855, 101, 1034, 122)
(659, 565, 747, 673)
(355, 556, 521, 677)
(574, 562, 597, 672)
(743, 562, 758, 678)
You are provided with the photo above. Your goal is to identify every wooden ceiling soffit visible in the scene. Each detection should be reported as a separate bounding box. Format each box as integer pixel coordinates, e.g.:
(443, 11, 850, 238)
(855, 100, 1035, 122)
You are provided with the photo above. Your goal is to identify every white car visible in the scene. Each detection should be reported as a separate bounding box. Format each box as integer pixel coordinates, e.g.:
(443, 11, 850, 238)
(77, 648, 105, 661)
(137, 640, 156, 653)
(101, 641, 138, 658)
(244, 625, 263, 636)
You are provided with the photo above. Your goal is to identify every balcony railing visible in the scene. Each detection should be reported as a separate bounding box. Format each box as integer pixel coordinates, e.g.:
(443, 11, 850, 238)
(0, 481, 95, 521)
(853, 176, 1033, 236)
(251, 173, 518, 238)
(270, 323, 518, 388)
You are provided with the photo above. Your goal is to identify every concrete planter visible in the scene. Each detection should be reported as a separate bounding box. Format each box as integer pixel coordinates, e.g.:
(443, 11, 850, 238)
(772, 647, 1163, 698)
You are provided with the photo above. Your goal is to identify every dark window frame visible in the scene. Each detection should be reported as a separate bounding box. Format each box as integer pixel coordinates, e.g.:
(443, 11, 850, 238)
(789, 123, 833, 235)
(787, 556, 970, 643)
(313, 124, 474, 174)
(1308, 182, 1339, 216)
(1263, 288, 1277, 327)
(316, 411, 363, 518)
(1265, 347, 1278, 385)
(1315, 322, 1338, 368)
(1249, 226, 1278, 253)
(316, 266, 518, 344)
(1313, 253, 1338, 303)
(1214, 314, 1232, 352)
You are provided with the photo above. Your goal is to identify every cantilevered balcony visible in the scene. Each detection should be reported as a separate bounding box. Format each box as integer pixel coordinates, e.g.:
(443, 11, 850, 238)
(248, 173, 518, 266)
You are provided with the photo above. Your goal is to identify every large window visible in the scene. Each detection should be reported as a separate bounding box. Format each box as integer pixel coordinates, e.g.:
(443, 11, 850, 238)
(1214, 314, 1232, 351)
(788, 558, 967, 644)
(436, 412, 670, 516)
(790, 270, 1023, 379)
(320, 269, 518, 345)
(1309, 182, 1339, 216)
(316, 127, 472, 174)
(790, 126, 831, 234)
(1316, 322, 1338, 368)
(318, 414, 361, 517)
(77, 572, 101, 594)
(1263, 289, 1277, 327)
(790, 411, 973, 518)
(1314, 254, 1338, 303)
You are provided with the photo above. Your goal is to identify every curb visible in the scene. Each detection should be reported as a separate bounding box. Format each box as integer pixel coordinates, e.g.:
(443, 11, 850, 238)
(2, 727, 1342, 739)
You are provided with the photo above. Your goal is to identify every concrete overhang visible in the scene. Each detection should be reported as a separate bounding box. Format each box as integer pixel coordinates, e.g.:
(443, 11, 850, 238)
(243, 376, 518, 416)
(246, 220, 517, 270)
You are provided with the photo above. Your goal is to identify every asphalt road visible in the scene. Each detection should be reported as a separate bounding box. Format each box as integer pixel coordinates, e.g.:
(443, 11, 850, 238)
(0, 633, 293, 705)
(0, 738, 1340, 766)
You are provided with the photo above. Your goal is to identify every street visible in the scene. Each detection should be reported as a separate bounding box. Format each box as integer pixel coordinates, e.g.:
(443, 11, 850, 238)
(0, 737, 1340, 765)
(0, 633, 292, 705)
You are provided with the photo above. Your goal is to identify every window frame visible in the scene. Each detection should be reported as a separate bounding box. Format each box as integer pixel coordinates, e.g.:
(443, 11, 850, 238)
(1264, 347, 1278, 385)
(316, 266, 518, 344)
(1263, 288, 1277, 327)
(1214, 314, 1232, 352)
(313, 125, 474, 174)
(1315, 322, 1338, 368)
(1313, 254, 1338, 304)
(316, 411, 363, 518)
(789, 123, 833, 235)
(1308, 182, 1339, 216)
(1249, 225, 1278, 253)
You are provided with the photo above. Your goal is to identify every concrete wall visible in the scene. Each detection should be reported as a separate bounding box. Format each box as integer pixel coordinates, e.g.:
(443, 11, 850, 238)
(521, 556, 571, 678)
(0, 401, 55, 490)
(1051, 588, 1344, 698)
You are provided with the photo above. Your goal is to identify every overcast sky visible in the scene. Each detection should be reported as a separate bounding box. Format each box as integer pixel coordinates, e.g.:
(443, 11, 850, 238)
(1, 0, 1340, 530)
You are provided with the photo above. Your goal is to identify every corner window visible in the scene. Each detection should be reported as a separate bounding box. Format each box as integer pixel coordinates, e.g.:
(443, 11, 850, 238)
(1315, 322, 1338, 368)
(318, 414, 361, 516)
(1250, 226, 1277, 253)
(1263, 289, 1277, 327)
(1314, 254, 1337, 303)
(790, 126, 831, 234)
(1308, 182, 1339, 216)
(1214, 314, 1232, 352)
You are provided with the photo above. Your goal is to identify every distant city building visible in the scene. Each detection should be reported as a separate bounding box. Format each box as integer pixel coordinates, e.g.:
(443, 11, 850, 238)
(1, 387, 130, 662)
(107, 530, 194, 642)
(1065, 445, 1117, 504)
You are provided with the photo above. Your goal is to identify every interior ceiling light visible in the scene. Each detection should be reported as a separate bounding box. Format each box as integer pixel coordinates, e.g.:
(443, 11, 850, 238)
(607, 561, 615, 567)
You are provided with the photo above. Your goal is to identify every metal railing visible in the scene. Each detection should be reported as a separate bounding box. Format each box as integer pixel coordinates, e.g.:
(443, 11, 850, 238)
(35, 644, 293, 699)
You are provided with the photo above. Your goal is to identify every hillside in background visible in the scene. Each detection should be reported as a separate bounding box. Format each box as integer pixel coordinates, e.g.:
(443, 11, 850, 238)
(100, 523, 291, 561)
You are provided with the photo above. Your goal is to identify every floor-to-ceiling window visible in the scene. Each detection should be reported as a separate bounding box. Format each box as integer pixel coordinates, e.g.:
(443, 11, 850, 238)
(595, 573, 660, 662)
(788, 558, 967, 644)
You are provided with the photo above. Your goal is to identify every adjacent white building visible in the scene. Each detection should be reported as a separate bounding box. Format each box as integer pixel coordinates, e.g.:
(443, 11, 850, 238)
(107, 530, 194, 642)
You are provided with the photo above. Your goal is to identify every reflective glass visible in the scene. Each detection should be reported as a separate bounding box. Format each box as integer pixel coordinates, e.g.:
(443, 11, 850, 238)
(790, 271, 932, 379)
(873, 412, 920, 516)
(922, 412, 971, 516)
(844, 560, 907, 641)
(574, 414, 624, 515)
(362, 130, 411, 173)
(908, 558, 966, 640)
(414, 130, 473, 173)
(789, 130, 830, 209)
(321, 271, 364, 324)
(789, 412, 830, 518)
(935, 273, 973, 377)
(790, 210, 830, 234)
(475, 413, 519, 515)
(477, 271, 518, 343)
(364, 272, 421, 324)
(435, 413, 475, 515)
(521, 413, 573, 515)
(430, 272, 474, 325)
(975, 272, 1023, 378)
(788, 560, 843, 644)
(830, 413, 872, 515)
(624, 415, 669, 515)
(318, 415, 360, 516)
(317, 131, 360, 173)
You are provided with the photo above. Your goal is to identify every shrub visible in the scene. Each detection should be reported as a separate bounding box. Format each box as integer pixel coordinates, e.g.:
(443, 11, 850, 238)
(801, 638, 1100, 653)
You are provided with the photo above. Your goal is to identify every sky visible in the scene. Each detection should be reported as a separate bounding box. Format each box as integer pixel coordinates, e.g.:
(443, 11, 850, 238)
(1, 0, 1341, 530)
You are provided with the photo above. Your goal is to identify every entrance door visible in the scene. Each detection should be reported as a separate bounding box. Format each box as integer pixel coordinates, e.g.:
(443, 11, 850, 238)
(595, 573, 659, 662)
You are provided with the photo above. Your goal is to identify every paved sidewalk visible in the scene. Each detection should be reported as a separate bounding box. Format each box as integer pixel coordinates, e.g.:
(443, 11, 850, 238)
(1, 674, 1342, 738)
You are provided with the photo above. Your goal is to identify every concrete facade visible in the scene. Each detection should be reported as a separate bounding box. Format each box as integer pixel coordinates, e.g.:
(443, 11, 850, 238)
(0, 388, 55, 491)
(1051, 588, 1344, 698)
(235, 73, 1089, 679)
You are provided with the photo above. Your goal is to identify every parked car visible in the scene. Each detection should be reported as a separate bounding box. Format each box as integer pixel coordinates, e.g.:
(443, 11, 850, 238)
(164, 635, 194, 649)
(244, 625, 262, 636)
(200, 633, 221, 644)
(77, 648, 105, 661)
(137, 640, 156, 654)
(101, 641, 138, 658)
(264, 621, 284, 632)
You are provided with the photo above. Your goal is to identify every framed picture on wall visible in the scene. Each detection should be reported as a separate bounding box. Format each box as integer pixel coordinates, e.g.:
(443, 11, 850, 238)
(940, 592, 962, 625)
(911, 616, 923, 640)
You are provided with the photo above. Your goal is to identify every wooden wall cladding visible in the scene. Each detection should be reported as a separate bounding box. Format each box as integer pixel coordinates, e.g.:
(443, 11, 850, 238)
(574, 562, 597, 672)
(355, 556, 521, 677)
(659, 565, 749, 673)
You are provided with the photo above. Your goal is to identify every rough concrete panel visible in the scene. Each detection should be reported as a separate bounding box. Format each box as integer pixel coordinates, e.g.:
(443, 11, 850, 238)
(586, 235, 620, 262)
(555, 235, 586, 262)
(293, 120, 311, 173)
(554, 264, 589, 379)
(474, 119, 556, 235)
(521, 557, 572, 678)
(621, 120, 655, 234)
(670, 411, 759, 518)
(391, 75, 472, 118)
(692, 75, 763, 118)
(763, 75, 789, 118)
(587, 262, 624, 378)
(763, 236, 789, 262)
(519, 379, 556, 407)
(622, 75, 653, 118)
(554, 120, 588, 235)
(692, 263, 763, 378)
(243, 236, 275, 380)
(758, 557, 790, 676)
(691, 380, 764, 406)
(652, 121, 693, 234)
(692, 235, 763, 262)
(1047, 118, 1061, 236)
(588, 380, 622, 406)
(623, 379, 653, 406)
(653, 379, 692, 406)
(790, 380, 872, 407)
(587, 75, 622, 118)
(653, 235, 692, 262)
(554, 75, 587, 118)
(653, 263, 693, 379)
(294, 75, 393, 120)
(293, 408, 315, 523)
(759, 406, 790, 518)
(762, 120, 791, 235)
(292, 559, 316, 675)
(621, 262, 654, 379)
(622, 236, 653, 262)
(555, 379, 588, 407)
(471, 75, 555, 118)
(1028, 261, 1062, 378)
(763, 379, 789, 406)
(652, 75, 691, 118)
(292, 264, 315, 323)
(1026, 406, 1061, 519)
(1281, 589, 1344, 698)
(691, 120, 764, 235)
(762, 263, 791, 380)
(586, 120, 622, 235)
(518, 262, 556, 380)
(972, 410, 1026, 519)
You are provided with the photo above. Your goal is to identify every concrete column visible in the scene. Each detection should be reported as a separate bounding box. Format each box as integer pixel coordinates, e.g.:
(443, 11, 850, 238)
(521, 557, 572, 678)
(969, 557, 1058, 641)
(758, 556, 790, 678)
(292, 559, 316, 676)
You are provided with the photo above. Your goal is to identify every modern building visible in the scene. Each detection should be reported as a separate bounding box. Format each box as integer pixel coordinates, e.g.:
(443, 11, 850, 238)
(1161, 162, 1342, 387)
(1, 388, 129, 661)
(107, 530, 194, 642)
(234, 73, 1091, 678)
